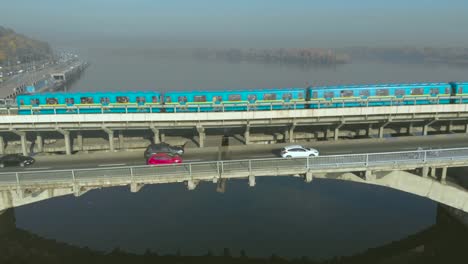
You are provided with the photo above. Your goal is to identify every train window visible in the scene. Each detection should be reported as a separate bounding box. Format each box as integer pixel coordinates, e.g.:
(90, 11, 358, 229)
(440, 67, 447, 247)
(282, 93, 293, 100)
(298, 92, 304, 99)
(136, 96, 146, 103)
(312, 91, 318, 99)
(228, 94, 241, 101)
(19, 99, 24, 105)
(445, 88, 451, 94)
(65, 98, 75, 105)
(100, 97, 110, 104)
(81, 97, 94, 104)
(116, 96, 129, 103)
(194, 95, 206, 102)
(46, 98, 58, 105)
(178, 96, 188, 103)
(152, 96, 158, 103)
(395, 89, 406, 96)
(359, 90, 370, 97)
(248, 94, 257, 101)
(430, 88, 439, 95)
(212, 96, 222, 102)
(459, 87, 464, 94)
(263, 93, 277, 100)
(411, 88, 424, 95)
(324, 92, 334, 99)
(165, 96, 171, 103)
(30, 99, 39, 106)
(376, 89, 389, 96)
(340, 90, 354, 97)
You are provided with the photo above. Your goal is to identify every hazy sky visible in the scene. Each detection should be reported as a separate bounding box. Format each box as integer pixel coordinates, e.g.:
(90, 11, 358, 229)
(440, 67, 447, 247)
(3, 0, 468, 48)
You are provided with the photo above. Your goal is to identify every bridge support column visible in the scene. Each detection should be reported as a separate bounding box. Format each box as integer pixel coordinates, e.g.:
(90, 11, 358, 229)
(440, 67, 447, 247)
(187, 180, 198, 190)
(365, 170, 375, 181)
(423, 120, 437, 136)
(422, 167, 429, 178)
(36, 133, 43, 153)
(102, 127, 114, 152)
(379, 121, 390, 138)
(324, 127, 331, 140)
(334, 123, 344, 141)
(288, 123, 296, 143)
(430, 167, 437, 178)
(441, 167, 447, 184)
(465, 123, 468, 133)
(130, 183, 144, 193)
(367, 124, 373, 138)
(197, 126, 205, 148)
(57, 130, 72, 155)
(76, 132, 83, 151)
(0, 136, 4, 155)
(305, 171, 313, 183)
(446, 121, 453, 133)
(407, 122, 414, 135)
(244, 125, 250, 145)
(11, 131, 28, 156)
(150, 127, 160, 144)
(248, 175, 256, 187)
(118, 131, 124, 149)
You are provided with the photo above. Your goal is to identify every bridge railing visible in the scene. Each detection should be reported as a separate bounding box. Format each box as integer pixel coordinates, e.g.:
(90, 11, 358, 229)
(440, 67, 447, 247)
(2, 95, 468, 115)
(1, 147, 468, 188)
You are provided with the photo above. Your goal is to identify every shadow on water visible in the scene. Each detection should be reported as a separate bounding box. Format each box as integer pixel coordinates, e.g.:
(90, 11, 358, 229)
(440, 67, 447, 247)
(1, 205, 468, 264)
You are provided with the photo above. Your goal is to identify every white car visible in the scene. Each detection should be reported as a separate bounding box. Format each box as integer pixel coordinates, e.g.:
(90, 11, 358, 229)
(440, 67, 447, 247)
(281, 145, 319, 158)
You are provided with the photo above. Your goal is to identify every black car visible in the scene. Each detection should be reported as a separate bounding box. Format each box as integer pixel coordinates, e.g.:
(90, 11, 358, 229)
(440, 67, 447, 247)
(144, 143, 184, 160)
(0, 154, 35, 168)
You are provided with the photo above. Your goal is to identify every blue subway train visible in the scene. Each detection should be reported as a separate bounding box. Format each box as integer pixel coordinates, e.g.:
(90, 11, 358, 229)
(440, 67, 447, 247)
(15, 82, 467, 114)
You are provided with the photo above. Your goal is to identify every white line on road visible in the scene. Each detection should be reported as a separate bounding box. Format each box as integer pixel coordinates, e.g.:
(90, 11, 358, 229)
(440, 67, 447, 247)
(184, 159, 202, 162)
(98, 163, 126, 167)
(25, 167, 51, 170)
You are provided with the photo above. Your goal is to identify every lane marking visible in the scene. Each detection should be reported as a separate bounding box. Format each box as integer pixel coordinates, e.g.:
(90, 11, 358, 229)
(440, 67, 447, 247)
(184, 159, 202, 162)
(98, 163, 126, 167)
(249, 155, 276, 158)
(25, 167, 51, 170)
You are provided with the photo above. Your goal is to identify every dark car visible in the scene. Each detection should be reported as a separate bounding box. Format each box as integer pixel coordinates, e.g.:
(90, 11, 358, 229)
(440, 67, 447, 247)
(0, 154, 35, 168)
(144, 142, 184, 160)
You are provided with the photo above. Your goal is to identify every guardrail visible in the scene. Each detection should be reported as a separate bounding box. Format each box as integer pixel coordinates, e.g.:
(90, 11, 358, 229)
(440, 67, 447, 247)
(1, 147, 467, 188)
(1, 95, 468, 115)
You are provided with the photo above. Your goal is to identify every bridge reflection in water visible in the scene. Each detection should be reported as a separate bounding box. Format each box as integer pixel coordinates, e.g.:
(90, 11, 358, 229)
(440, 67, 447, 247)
(0, 205, 467, 263)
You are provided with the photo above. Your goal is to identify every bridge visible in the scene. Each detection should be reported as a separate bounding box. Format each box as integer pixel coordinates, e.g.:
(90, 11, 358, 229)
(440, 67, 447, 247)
(1, 147, 468, 213)
(1, 98, 468, 155)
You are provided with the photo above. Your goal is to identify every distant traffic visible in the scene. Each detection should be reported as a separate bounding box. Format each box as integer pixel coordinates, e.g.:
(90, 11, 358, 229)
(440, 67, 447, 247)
(14, 82, 468, 114)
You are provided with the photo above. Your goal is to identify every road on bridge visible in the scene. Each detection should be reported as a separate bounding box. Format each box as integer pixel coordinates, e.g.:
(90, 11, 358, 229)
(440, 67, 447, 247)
(2, 134, 467, 172)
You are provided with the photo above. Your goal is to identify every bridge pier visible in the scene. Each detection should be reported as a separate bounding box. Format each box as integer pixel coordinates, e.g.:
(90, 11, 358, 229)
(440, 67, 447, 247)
(379, 121, 390, 138)
(441, 167, 447, 184)
(35, 133, 43, 153)
(287, 123, 296, 143)
(446, 121, 453, 133)
(244, 125, 250, 145)
(305, 171, 313, 183)
(0, 135, 4, 154)
(118, 130, 125, 149)
(187, 180, 198, 190)
(102, 127, 115, 152)
(76, 132, 83, 151)
(334, 123, 344, 141)
(366, 124, 373, 138)
(130, 183, 144, 193)
(422, 166, 429, 178)
(57, 129, 72, 155)
(248, 175, 256, 187)
(11, 131, 28, 156)
(150, 127, 160, 144)
(407, 122, 414, 135)
(197, 126, 205, 148)
(423, 119, 437, 136)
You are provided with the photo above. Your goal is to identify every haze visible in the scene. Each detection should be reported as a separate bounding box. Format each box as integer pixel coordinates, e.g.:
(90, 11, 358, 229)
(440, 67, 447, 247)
(3, 0, 468, 48)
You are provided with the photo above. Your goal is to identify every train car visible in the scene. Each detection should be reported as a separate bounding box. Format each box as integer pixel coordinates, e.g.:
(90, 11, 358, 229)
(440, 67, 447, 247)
(452, 82, 468, 103)
(307, 82, 452, 108)
(17, 91, 162, 114)
(163, 88, 306, 112)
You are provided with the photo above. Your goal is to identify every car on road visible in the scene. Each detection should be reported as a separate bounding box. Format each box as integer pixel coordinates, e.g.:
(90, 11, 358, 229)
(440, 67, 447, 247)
(0, 154, 35, 168)
(280, 145, 319, 158)
(144, 142, 184, 160)
(147, 153, 182, 165)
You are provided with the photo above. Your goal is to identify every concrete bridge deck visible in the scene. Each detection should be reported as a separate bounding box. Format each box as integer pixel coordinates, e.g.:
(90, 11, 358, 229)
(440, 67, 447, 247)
(1, 148, 468, 213)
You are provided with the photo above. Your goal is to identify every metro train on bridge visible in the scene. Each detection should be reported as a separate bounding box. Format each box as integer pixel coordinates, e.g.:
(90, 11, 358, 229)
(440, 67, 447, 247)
(15, 82, 468, 114)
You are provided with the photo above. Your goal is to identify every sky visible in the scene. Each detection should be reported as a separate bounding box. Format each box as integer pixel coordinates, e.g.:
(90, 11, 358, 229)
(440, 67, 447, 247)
(2, 0, 468, 48)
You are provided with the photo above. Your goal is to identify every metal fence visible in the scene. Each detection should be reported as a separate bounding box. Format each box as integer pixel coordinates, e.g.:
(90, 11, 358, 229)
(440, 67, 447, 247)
(1, 95, 468, 115)
(1, 147, 468, 188)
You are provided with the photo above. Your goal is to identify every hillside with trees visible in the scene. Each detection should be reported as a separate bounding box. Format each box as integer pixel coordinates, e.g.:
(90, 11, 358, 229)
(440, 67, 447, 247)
(0, 26, 52, 65)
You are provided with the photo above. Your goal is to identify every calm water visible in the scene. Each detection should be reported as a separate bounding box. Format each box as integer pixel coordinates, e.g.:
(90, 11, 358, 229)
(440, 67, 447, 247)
(13, 45, 468, 259)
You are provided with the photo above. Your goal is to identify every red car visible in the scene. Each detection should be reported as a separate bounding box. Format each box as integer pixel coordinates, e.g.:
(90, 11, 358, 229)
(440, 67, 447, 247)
(147, 153, 183, 165)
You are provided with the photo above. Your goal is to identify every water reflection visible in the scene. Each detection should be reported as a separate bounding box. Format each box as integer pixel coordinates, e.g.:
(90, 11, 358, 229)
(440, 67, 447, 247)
(2, 204, 468, 263)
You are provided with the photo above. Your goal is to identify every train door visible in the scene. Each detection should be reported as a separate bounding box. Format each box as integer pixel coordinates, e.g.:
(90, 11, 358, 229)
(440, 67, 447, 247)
(449, 82, 457, 104)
